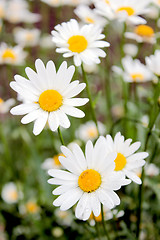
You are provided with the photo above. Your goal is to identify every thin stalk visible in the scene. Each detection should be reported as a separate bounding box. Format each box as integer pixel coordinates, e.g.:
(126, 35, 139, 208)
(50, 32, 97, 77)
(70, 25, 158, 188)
(81, 64, 99, 135)
(93, 215, 101, 240)
(101, 204, 111, 240)
(57, 127, 65, 145)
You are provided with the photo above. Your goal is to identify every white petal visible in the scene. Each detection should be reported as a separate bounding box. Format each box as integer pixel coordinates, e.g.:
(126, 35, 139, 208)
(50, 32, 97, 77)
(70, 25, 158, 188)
(33, 111, 48, 135)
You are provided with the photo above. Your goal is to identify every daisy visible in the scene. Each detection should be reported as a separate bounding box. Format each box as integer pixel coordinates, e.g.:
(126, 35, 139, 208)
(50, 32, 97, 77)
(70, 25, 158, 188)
(41, 0, 65, 7)
(145, 50, 160, 76)
(0, 0, 6, 19)
(48, 137, 130, 221)
(13, 28, 41, 47)
(103, 132, 148, 184)
(74, 4, 107, 27)
(112, 56, 154, 83)
(41, 153, 64, 170)
(145, 163, 159, 177)
(75, 120, 106, 142)
(0, 43, 27, 65)
(10, 59, 89, 135)
(152, 0, 160, 7)
(1, 182, 21, 204)
(125, 25, 156, 44)
(95, 0, 151, 25)
(0, 98, 15, 114)
(55, 209, 73, 226)
(123, 44, 138, 57)
(51, 19, 110, 66)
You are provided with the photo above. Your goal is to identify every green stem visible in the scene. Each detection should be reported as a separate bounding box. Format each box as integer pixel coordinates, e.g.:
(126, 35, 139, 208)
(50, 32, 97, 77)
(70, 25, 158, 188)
(57, 127, 65, 145)
(81, 64, 99, 134)
(93, 215, 101, 240)
(101, 204, 110, 240)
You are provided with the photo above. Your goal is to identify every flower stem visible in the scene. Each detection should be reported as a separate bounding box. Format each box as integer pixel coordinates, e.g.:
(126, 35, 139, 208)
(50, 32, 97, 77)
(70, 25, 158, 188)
(57, 127, 65, 145)
(101, 204, 111, 240)
(93, 215, 101, 240)
(81, 64, 99, 135)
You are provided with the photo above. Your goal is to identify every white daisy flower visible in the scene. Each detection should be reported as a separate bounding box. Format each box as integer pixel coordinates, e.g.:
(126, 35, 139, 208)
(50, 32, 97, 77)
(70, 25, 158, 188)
(40, 34, 55, 49)
(125, 25, 156, 44)
(103, 132, 148, 184)
(123, 44, 138, 57)
(95, 0, 151, 25)
(75, 120, 106, 142)
(0, 43, 27, 65)
(0, 0, 6, 19)
(41, 0, 90, 7)
(74, 4, 107, 27)
(1, 182, 20, 204)
(55, 209, 73, 226)
(145, 50, 160, 76)
(112, 56, 154, 83)
(152, 0, 160, 7)
(48, 137, 130, 221)
(51, 19, 110, 66)
(10, 59, 89, 135)
(145, 163, 159, 177)
(0, 98, 15, 114)
(41, 153, 64, 170)
(13, 28, 41, 47)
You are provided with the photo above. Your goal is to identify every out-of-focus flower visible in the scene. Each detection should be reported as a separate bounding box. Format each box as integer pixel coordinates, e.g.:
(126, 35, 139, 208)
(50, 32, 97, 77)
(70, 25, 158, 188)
(48, 137, 130, 220)
(52, 227, 63, 238)
(83, 63, 98, 73)
(41, 0, 90, 7)
(141, 115, 149, 128)
(145, 50, 160, 76)
(145, 5, 159, 19)
(1, 182, 21, 204)
(75, 120, 106, 141)
(123, 44, 138, 57)
(5, 0, 41, 24)
(103, 132, 148, 184)
(74, 4, 107, 27)
(125, 25, 156, 44)
(13, 28, 41, 47)
(10, 59, 89, 135)
(41, 153, 64, 170)
(25, 201, 40, 214)
(52, 19, 110, 66)
(0, 0, 6, 19)
(152, 0, 160, 7)
(40, 34, 55, 49)
(55, 209, 73, 226)
(112, 56, 154, 83)
(94, 0, 151, 25)
(0, 98, 15, 114)
(0, 43, 27, 65)
(145, 163, 159, 176)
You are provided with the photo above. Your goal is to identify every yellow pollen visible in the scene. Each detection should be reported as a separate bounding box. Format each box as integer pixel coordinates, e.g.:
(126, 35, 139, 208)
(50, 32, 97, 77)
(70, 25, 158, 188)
(39, 90, 63, 112)
(68, 35, 88, 53)
(116, 6, 135, 16)
(105, 0, 110, 4)
(85, 17, 95, 24)
(25, 33, 34, 41)
(9, 191, 18, 200)
(53, 153, 64, 166)
(78, 169, 101, 193)
(87, 128, 98, 138)
(114, 153, 127, 171)
(134, 25, 154, 38)
(26, 202, 39, 213)
(2, 49, 16, 61)
(0, 98, 4, 104)
(131, 73, 144, 82)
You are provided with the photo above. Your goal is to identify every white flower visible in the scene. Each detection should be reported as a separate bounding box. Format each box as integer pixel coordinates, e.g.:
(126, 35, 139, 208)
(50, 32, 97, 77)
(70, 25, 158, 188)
(74, 4, 107, 27)
(40, 34, 55, 49)
(41, 153, 64, 170)
(55, 209, 73, 226)
(145, 163, 159, 177)
(0, 0, 6, 19)
(1, 182, 20, 204)
(41, 0, 90, 7)
(125, 25, 156, 44)
(13, 28, 41, 47)
(145, 50, 160, 76)
(10, 59, 89, 135)
(51, 19, 110, 66)
(112, 56, 154, 83)
(152, 0, 160, 7)
(123, 44, 138, 57)
(0, 43, 27, 65)
(0, 98, 15, 113)
(48, 137, 130, 221)
(5, 0, 41, 23)
(75, 120, 106, 141)
(103, 132, 148, 184)
(94, 0, 151, 25)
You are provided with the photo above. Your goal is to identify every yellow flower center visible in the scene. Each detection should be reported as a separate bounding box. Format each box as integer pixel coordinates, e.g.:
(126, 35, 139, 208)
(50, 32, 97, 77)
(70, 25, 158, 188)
(158, 0, 160, 5)
(0, 7, 4, 18)
(90, 212, 102, 222)
(39, 90, 63, 112)
(26, 202, 38, 213)
(85, 17, 95, 24)
(53, 153, 64, 166)
(25, 33, 34, 41)
(87, 128, 98, 138)
(78, 169, 101, 193)
(105, 0, 110, 4)
(131, 73, 144, 82)
(134, 25, 154, 38)
(114, 153, 127, 171)
(9, 190, 18, 201)
(116, 6, 135, 16)
(0, 98, 4, 104)
(2, 49, 16, 61)
(68, 35, 88, 53)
